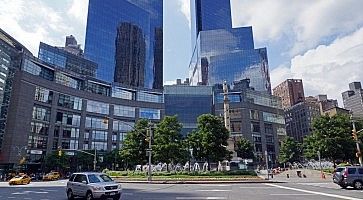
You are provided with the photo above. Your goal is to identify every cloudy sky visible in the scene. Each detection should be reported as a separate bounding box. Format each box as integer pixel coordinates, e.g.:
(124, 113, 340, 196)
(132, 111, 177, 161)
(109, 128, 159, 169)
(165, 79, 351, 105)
(1, 0, 363, 105)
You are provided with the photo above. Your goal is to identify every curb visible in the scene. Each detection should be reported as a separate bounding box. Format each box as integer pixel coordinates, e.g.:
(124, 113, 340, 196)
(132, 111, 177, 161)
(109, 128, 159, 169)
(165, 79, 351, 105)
(115, 180, 286, 184)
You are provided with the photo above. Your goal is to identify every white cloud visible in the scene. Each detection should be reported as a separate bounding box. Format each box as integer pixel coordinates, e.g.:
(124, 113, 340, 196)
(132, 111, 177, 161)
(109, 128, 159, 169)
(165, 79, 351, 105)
(177, 0, 191, 28)
(271, 27, 363, 105)
(68, 0, 89, 25)
(231, 0, 363, 55)
(0, 0, 86, 55)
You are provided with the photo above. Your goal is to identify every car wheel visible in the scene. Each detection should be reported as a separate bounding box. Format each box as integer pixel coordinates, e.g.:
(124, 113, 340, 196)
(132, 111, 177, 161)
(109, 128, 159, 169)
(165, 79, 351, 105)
(86, 191, 94, 200)
(67, 189, 74, 200)
(353, 180, 363, 190)
(113, 194, 121, 200)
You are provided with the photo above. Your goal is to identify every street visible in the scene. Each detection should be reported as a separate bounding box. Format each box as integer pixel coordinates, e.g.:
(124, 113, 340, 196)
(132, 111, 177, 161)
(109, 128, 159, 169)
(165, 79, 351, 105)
(0, 180, 362, 200)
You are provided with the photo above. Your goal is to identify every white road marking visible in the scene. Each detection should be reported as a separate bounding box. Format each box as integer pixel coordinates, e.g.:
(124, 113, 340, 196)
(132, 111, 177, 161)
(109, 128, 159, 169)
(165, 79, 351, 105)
(270, 193, 316, 196)
(195, 190, 232, 192)
(8, 197, 15, 199)
(176, 198, 227, 200)
(199, 185, 229, 187)
(122, 192, 134, 195)
(23, 198, 32, 200)
(239, 186, 275, 189)
(265, 183, 363, 200)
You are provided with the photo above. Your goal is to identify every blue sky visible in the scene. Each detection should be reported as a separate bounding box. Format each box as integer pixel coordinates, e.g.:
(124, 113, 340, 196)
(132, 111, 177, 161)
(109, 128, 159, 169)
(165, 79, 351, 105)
(1, 0, 363, 104)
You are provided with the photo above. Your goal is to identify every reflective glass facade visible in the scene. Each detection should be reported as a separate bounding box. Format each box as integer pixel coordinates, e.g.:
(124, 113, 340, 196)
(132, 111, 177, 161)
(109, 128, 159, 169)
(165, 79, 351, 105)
(85, 0, 163, 89)
(38, 42, 97, 77)
(164, 85, 213, 136)
(189, 0, 271, 94)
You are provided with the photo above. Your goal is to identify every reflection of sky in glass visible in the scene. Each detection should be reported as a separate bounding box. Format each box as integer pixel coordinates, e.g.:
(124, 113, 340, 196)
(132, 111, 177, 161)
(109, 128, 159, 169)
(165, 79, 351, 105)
(85, 0, 162, 89)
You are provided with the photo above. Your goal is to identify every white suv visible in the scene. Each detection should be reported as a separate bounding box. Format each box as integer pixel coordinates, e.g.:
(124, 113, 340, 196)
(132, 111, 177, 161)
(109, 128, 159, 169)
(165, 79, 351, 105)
(66, 172, 122, 200)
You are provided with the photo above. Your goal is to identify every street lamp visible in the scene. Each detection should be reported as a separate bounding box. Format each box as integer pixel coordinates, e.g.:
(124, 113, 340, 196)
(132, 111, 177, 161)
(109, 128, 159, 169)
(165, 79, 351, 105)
(350, 112, 363, 166)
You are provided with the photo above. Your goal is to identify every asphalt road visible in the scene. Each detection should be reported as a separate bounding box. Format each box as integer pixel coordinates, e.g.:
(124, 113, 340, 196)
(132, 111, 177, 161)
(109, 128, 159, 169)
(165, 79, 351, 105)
(0, 180, 362, 200)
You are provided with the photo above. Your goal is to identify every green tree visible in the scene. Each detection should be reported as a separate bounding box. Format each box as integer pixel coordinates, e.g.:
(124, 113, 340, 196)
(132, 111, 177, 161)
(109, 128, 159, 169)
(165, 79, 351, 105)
(44, 151, 69, 173)
(303, 114, 356, 164)
(120, 119, 149, 169)
(235, 138, 254, 160)
(187, 114, 231, 167)
(103, 149, 122, 170)
(153, 116, 188, 167)
(278, 136, 301, 164)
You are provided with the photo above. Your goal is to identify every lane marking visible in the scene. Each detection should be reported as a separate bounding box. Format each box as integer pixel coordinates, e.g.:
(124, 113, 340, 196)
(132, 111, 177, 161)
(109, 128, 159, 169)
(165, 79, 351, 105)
(122, 192, 134, 195)
(265, 184, 363, 200)
(199, 185, 229, 187)
(195, 190, 232, 192)
(239, 186, 275, 189)
(270, 194, 316, 196)
(176, 198, 227, 200)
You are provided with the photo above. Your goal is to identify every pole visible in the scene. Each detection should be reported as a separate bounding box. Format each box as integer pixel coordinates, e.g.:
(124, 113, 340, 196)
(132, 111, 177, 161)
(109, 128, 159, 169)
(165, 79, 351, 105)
(318, 150, 323, 178)
(147, 124, 153, 183)
(265, 151, 269, 180)
(352, 121, 363, 166)
(93, 148, 97, 171)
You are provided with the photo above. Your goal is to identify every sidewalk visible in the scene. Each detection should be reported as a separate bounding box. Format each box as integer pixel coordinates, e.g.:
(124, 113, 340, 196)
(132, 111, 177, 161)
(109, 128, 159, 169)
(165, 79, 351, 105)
(265, 169, 332, 183)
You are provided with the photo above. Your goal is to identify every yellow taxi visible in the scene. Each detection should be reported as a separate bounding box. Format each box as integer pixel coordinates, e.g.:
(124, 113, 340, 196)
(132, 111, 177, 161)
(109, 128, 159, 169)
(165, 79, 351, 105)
(8, 174, 31, 185)
(43, 171, 60, 181)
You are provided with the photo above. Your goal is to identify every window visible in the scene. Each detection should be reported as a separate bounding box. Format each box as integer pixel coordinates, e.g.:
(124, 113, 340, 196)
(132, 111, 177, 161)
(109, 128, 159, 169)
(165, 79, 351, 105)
(358, 168, 363, 174)
(231, 121, 242, 132)
(55, 72, 82, 89)
(92, 130, 108, 141)
(250, 110, 259, 120)
(263, 112, 285, 125)
(58, 94, 82, 110)
(348, 168, 356, 174)
(139, 108, 160, 120)
(255, 144, 262, 152)
(30, 122, 49, 135)
(62, 127, 79, 139)
(266, 135, 274, 143)
(73, 174, 87, 183)
(85, 117, 108, 129)
(230, 109, 241, 119)
(23, 59, 54, 81)
(87, 100, 109, 114)
(112, 86, 134, 100)
(113, 120, 135, 132)
(253, 135, 262, 143)
(92, 141, 107, 150)
(265, 124, 273, 135)
(251, 122, 260, 133)
(88, 175, 101, 183)
(28, 135, 47, 149)
(137, 91, 163, 103)
(54, 126, 60, 137)
(32, 106, 51, 122)
(56, 112, 81, 126)
(113, 105, 135, 117)
(34, 87, 52, 103)
(85, 81, 110, 96)
(267, 144, 275, 152)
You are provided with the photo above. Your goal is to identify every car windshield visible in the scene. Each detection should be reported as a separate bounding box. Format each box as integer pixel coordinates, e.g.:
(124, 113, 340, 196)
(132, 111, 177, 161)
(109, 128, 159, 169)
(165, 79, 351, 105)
(335, 168, 345, 173)
(87, 174, 113, 183)
(99, 174, 113, 182)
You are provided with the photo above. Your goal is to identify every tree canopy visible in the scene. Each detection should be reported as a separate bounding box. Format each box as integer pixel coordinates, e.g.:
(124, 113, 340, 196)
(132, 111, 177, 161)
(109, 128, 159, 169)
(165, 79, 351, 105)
(235, 138, 254, 160)
(278, 136, 301, 164)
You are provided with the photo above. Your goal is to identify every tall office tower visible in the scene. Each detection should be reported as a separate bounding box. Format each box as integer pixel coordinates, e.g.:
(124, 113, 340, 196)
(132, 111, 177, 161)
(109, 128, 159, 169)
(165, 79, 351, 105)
(189, 0, 271, 93)
(85, 0, 163, 89)
(342, 82, 363, 118)
(273, 79, 305, 109)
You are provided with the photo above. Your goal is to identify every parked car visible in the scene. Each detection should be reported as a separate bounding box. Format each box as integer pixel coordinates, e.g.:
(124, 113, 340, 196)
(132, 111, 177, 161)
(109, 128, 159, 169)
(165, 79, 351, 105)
(8, 174, 31, 185)
(66, 172, 122, 200)
(333, 166, 363, 189)
(43, 171, 61, 181)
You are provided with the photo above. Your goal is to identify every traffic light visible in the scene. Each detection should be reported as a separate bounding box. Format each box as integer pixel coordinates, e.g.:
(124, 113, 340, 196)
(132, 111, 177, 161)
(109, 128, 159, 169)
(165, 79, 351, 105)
(58, 150, 62, 156)
(352, 129, 358, 140)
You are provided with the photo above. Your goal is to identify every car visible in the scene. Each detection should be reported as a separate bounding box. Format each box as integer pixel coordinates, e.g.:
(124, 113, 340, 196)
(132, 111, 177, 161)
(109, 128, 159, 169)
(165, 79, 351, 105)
(66, 172, 122, 200)
(43, 171, 61, 181)
(8, 174, 31, 185)
(333, 166, 363, 189)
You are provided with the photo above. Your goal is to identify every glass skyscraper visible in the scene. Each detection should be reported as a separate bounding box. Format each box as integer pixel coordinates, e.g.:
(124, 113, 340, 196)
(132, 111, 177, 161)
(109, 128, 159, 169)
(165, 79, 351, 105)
(85, 0, 163, 89)
(189, 0, 271, 93)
